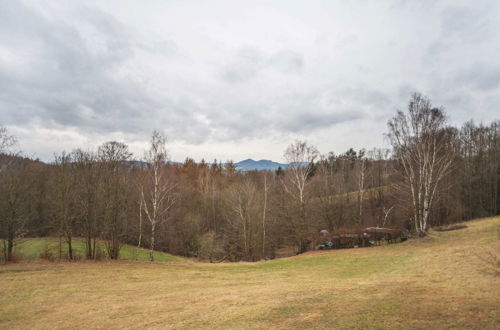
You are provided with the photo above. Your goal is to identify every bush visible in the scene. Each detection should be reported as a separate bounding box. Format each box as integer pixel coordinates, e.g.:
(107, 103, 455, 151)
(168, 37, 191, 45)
(4, 252, 21, 263)
(0, 252, 21, 263)
(94, 243, 105, 261)
(197, 232, 225, 262)
(61, 249, 81, 261)
(71, 250, 81, 261)
(0, 242, 21, 263)
(39, 246, 55, 262)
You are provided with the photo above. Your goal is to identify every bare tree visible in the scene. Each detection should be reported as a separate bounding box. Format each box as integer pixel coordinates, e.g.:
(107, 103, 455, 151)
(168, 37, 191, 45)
(73, 149, 100, 259)
(141, 131, 176, 261)
(0, 126, 18, 174)
(0, 160, 32, 262)
(51, 153, 80, 260)
(388, 93, 457, 236)
(315, 152, 341, 232)
(356, 150, 367, 225)
(367, 148, 392, 228)
(283, 141, 319, 204)
(0, 126, 16, 153)
(381, 206, 394, 227)
(226, 178, 259, 260)
(283, 140, 319, 252)
(261, 172, 269, 258)
(138, 197, 143, 249)
(98, 141, 132, 259)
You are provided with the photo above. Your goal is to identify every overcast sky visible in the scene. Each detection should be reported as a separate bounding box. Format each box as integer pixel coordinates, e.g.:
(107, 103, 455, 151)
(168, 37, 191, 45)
(1, 0, 499, 162)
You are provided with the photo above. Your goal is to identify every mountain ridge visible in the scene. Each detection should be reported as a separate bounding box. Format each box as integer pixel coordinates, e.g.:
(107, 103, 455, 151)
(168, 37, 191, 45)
(234, 158, 287, 171)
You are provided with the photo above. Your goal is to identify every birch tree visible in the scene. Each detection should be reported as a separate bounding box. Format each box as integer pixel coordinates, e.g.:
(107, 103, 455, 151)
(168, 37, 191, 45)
(356, 151, 367, 225)
(388, 93, 457, 236)
(283, 140, 319, 252)
(283, 141, 319, 204)
(227, 179, 259, 260)
(141, 131, 176, 261)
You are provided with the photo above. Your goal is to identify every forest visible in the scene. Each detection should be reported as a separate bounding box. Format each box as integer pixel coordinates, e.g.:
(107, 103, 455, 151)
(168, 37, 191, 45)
(1, 93, 499, 262)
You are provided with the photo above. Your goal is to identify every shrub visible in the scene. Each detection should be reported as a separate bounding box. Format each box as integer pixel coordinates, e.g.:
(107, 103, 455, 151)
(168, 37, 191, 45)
(7, 252, 21, 263)
(197, 232, 225, 262)
(71, 250, 81, 261)
(61, 249, 81, 261)
(0, 245, 21, 263)
(94, 243, 105, 261)
(39, 246, 55, 262)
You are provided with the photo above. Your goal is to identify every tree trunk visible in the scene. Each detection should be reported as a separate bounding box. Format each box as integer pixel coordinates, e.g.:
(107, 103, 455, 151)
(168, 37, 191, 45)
(137, 199, 143, 260)
(67, 235, 73, 260)
(86, 234, 92, 260)
(58, 236, 62, 260)
(2, 240, 7, 263)
(150, 222, 156, 262)
(7, 234, 14, 262)
(92, 238, 96, 259)
(261, 174, 267, 258)
(358, 159, 365, 225)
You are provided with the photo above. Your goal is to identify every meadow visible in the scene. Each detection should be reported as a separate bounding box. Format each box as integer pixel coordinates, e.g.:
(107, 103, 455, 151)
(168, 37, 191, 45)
(1, 217, 498, 329)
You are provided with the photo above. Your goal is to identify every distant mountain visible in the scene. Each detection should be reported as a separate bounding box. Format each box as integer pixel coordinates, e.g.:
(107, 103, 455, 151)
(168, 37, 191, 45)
(234, 159, 288, 171)
(126, 159, 304, 171)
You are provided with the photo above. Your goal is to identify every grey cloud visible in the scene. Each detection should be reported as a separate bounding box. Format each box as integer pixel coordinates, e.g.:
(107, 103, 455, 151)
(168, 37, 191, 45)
(205, 87, 370, 141)
(272, 92, 365, 133)
(456, 63, 500, 91)
(279, 111, 361, 132)
(268, 50, 304, 74)
(425, 3, 498, 61)
(342, 88, 391, 111)
(1, 0, 499, 161)
(222, 47, 304, 83)
(222, 47, 265, 83)
(0, 1, 200, 143)
(440, 6, 494, 43)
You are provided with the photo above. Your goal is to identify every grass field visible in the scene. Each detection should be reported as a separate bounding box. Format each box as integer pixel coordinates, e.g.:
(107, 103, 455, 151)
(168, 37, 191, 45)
(1, 217, 499, 329)
(8, 237, 183, 262)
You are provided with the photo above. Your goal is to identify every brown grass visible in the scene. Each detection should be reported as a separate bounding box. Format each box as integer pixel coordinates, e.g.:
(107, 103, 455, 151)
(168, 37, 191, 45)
(1, 217, 499, 329)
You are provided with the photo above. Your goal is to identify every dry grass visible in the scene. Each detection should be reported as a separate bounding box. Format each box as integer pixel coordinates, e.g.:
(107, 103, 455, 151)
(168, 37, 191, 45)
(1, 217, 499, 329)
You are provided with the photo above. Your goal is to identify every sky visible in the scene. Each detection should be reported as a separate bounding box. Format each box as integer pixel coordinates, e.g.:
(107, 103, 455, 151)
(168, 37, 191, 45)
(1, 0, 499, 163)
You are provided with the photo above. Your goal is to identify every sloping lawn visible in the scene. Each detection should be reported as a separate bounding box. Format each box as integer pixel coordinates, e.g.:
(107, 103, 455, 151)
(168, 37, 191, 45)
(8, 237, 183, 262)
(0, 217, 498, 329)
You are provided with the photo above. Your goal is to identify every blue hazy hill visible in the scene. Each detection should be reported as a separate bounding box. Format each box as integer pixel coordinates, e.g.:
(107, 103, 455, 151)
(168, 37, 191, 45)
(234, 159, 288, 171)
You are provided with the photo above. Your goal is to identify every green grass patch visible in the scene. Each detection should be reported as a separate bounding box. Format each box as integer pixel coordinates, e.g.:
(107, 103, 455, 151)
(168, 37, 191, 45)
(8, 237, 183, 262)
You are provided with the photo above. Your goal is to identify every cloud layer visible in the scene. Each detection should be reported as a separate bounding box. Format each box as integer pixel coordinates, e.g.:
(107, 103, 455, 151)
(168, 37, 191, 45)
(1, 0, 499, 161)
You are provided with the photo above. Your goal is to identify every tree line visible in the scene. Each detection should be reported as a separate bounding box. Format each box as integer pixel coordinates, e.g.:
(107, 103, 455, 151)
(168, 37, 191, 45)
(1, 93, 499, 262)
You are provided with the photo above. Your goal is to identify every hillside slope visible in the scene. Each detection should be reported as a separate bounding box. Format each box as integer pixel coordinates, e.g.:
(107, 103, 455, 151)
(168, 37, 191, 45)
(0, 217, 498, 329)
